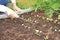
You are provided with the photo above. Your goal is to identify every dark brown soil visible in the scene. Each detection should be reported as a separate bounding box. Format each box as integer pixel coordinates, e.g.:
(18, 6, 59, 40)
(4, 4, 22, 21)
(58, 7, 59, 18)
(0, 10, 60, 40)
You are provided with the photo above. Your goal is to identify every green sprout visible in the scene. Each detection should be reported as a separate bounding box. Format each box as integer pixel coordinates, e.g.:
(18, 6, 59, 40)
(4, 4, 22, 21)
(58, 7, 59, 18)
(44, 35, 49, 40)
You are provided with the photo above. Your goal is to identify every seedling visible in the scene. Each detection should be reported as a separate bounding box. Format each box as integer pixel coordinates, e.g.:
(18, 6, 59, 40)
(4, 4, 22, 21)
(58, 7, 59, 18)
(58, 30, 60, 32)
(31, 13, 34, 15)
(42, 24, 47, 27)
(25, 26, 28, 28)
(35, 29, 42, 36)
(54, 20, 58, 23)
(49, 18, 53, 21)
(35, 30, 40, 33)
(27, 27, 31, 30)
(42, 17, 46, 20)
(35, 30, 40, 36)
(34, 15, 37, 17)
(44, 35, 49, 40)
(27, 18, 30, 21)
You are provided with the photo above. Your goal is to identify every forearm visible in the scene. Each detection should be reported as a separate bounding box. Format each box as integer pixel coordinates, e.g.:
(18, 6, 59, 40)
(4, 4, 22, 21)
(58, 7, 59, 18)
(11, 0, 17, 8)
(11, 0, 20, 11)
(11, 0, 16, 4)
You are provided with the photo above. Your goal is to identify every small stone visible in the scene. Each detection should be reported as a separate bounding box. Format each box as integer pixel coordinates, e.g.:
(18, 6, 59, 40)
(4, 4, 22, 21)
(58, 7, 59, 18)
(37, 15, 39, 17)
(40, 31, 42, 33)
(28, 27, 31, 29)
(42, 24, 47, 27)
(34, 20, 37, 23)
(22, 24, 24, 26)
(46, 18, 50, 20)
(55, 29, 57, 32)
(50, 27, 53, 30)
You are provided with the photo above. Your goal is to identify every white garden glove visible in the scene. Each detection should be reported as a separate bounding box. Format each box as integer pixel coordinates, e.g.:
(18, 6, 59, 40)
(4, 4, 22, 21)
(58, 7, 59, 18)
(0, 5, 19, 18)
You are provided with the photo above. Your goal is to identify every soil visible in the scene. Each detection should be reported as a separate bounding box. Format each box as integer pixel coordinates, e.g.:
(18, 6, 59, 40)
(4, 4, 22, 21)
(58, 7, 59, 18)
(0, 10, 60, 40)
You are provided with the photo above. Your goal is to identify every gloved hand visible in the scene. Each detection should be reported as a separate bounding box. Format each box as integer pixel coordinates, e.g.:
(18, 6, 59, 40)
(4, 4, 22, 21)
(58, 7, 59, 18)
(0, 5, 19, 18)
(6, 8, 19, 18)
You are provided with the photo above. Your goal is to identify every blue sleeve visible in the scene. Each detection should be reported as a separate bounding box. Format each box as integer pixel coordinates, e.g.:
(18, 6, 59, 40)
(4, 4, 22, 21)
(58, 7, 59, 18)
(0, 0, 8, 6)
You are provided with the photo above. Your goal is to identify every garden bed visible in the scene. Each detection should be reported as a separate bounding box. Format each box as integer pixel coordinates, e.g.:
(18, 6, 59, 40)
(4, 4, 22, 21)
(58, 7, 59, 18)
(0, 10, 60, 40)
